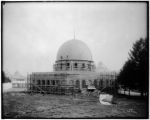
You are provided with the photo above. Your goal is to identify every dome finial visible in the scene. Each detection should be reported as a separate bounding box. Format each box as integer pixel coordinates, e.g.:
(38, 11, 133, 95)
(73, 27, 76, 40)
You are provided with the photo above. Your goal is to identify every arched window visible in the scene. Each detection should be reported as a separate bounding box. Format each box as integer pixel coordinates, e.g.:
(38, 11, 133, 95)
(67, 63, 70, 67)
(74, 63, 77, 68)
(66, 63, 70, 70)
(47, 80, 50, 85)
(52, 80, 55, 85)
(42, 80, 45, 85)
(37, 80, 41, 85)
(82, 80, 86, 88)
(82, 63, 85, 68)
(75, 80, 80, 88)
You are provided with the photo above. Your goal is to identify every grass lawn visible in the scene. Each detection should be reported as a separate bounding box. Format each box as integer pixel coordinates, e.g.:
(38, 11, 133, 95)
(2, 92, 148, 118)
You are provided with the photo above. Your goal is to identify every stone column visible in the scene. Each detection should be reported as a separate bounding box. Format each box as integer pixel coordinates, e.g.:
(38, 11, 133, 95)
(70, 61, 72, 71)
(71, 61, 74, 71)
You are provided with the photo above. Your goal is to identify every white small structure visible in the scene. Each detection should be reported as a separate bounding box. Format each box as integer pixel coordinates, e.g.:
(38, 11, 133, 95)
(3, 82, 12, 92)
(99, 93, 113, 105)
(12, 71, 27, 88)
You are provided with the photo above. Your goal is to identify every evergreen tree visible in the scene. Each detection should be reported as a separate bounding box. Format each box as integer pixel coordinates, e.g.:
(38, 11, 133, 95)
(2, 71, 11, 83)
(118, 38, 148, 96)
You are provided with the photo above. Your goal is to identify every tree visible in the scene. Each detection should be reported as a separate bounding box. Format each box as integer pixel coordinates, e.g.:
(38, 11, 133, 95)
(2, 71, 11, 83)
(118, 60, 136, 96)
(118, 38, 148, 96)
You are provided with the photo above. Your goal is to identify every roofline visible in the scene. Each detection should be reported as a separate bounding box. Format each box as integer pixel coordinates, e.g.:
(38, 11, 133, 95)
(56, 59, 94, 63)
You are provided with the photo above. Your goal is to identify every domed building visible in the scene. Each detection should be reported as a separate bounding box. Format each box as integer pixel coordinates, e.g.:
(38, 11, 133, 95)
(27, 39, 117, 94)
(54, 39, 95, 72)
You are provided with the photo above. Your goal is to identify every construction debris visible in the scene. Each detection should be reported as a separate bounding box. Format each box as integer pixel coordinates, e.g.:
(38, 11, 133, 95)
(99, 93, 113, 105)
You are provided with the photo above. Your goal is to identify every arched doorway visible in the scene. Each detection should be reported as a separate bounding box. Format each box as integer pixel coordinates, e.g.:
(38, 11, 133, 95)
(82, 80, 86, 88)
(75, 80, 80, 88)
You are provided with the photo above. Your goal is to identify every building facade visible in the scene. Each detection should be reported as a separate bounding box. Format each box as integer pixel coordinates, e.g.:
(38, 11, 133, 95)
(28, 39, 117, 94)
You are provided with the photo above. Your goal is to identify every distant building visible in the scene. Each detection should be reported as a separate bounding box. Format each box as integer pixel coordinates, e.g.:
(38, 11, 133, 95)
(12, 71, 27, 88)
(28, 39, 117, 93)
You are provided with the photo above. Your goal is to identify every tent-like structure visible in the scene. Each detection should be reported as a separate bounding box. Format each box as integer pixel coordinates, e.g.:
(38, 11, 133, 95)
(12, 71, 27, 88)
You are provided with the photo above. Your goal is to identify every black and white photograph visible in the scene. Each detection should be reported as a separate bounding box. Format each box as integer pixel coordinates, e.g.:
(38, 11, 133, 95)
(2, 1, 148, 119)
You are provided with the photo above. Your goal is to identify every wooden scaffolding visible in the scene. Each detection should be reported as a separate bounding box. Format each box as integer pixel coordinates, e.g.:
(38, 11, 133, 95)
(27, 73, 79, 95)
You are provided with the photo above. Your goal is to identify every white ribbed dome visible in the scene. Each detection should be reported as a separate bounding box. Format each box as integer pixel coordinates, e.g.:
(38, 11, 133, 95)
(57, 39, 92, 61)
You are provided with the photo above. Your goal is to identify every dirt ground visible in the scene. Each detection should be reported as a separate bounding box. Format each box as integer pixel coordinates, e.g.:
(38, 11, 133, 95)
(2, 92, 148, 118)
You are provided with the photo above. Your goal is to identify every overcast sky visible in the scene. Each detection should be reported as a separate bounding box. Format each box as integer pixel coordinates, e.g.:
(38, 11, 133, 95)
(3, 2, 147, 76)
